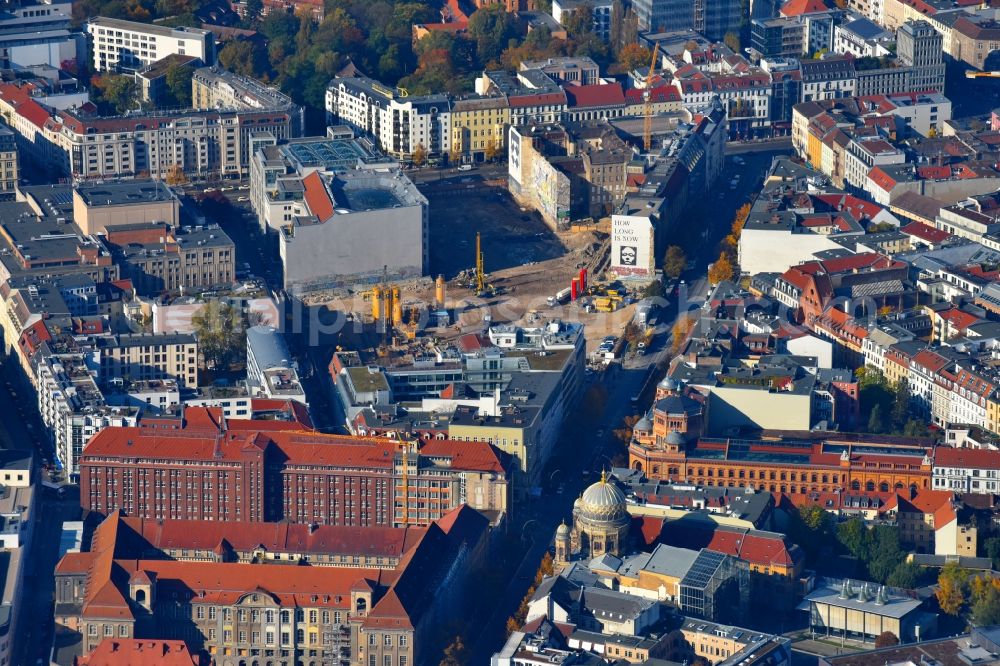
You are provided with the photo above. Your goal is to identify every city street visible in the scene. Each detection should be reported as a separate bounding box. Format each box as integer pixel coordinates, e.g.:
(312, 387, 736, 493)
(467, 147, 787, 661)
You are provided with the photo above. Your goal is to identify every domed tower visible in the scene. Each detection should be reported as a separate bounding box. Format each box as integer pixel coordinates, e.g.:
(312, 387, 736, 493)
(554, 521, 571, 567)
(572, 471, 630, 558)
(655, 377, 679, 400)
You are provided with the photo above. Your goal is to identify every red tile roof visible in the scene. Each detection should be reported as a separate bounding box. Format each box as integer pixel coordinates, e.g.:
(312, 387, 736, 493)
(867, 166, 897, 193)
(624, 86, 681, 104)
(564, 83, 625, 108)
(812, 193, 883, 222)
(59, 506, 490, 631)
(935, 446, 1000, 468)
(78, 639, 202, 665)
(900, 221, 951, 244)
(662, 522, 804, 568)
(302, 171, 334, 222)
(0, 82, 52, 129)
(82, 409, 508, 474)
(508, 91, 567, 108)
(917, 165, 951, 180)
(780, 0, 829, 15)
(18, 319, 51, 359)
(121, 514, 427, 559)
(939, 307, 981, 331)
(911, 349, 950, 373)
(421, 437, 508, 473)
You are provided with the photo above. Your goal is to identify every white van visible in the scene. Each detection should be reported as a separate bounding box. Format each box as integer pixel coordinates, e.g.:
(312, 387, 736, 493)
(457, 164, 473, 171)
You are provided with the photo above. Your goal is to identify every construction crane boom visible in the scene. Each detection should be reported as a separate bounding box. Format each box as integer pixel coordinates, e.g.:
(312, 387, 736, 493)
(643, 42, 661, 152)
(966, 70, 1000, 78)
(475, 232, 485, 296)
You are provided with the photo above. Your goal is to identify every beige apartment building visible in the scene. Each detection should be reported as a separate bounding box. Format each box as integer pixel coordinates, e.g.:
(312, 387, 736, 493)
(96, 332, 198, 388)
(105, 223, 235, 295)
(72, 181, 179, 234)
(0, 126, 18, 197)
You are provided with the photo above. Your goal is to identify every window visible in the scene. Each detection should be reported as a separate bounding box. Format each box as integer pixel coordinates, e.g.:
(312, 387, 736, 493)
(104, 625, 113, 637)
(385, 634, 393, 646)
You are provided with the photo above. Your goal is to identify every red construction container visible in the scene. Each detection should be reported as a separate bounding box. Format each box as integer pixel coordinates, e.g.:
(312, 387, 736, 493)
(579, 268, 587, 292)
(571, 278, 579, 301)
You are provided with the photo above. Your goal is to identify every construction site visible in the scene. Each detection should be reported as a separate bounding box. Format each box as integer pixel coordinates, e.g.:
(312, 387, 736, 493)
(296, 169, 657, 357)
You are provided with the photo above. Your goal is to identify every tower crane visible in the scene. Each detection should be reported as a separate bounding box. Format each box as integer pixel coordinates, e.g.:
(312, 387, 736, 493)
(643, 42, 661, 152)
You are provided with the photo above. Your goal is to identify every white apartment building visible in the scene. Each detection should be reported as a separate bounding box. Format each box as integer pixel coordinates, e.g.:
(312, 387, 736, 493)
(833, 17, 893, 57)
(0, 93, 291, 179)
(800, 58, 857, 103)
(36, 353, 139, 479)
(245, 325, 306, 404)
(936, 204, 1000, 243)
(87, 17, 213, 72)
(934, 447, 1000, 494)
(95, 333, 199, 389)
(327, 76, 451, 159)
(844, 139, 904, 191)
(0, 0, 80, 70)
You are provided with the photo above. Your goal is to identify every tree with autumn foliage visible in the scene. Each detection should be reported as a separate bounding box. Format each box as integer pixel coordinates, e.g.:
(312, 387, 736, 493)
(662, 245, 686, 279)
(671, 314, 694, 354)
(440, 636, 468, 666)
(731, 202, 751, 238)
(708, 252, 734, 285)
(613, 414, 640, 446)
(936, 562, 969, 616)
(617, 43, 652, 73)
(164, 164, 188, 186)
(969, 573, 1000, 625)
(874, 631, 899, 648)
(411, 144, 428, 167)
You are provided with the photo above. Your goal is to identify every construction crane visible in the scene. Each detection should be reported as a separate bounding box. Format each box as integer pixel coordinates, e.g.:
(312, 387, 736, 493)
(966, 71, 1000, 78)
(475, 232, 486, 296)
(643, 41, 661, 152)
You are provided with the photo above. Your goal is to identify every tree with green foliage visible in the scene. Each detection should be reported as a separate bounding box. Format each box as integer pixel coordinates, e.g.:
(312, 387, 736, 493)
(663, 245, 686, 280)
(642, 280, 665, 299)
(788, 504, 835, 564)
(724, 31, 741, 52)
(985, 536, 1000, 569)
(192, 301, 243, 370)
(244, 0, 262, 24)
(867, 526, 904, 584)
(891, 379, 911, 431)
(867, 403, 886, 433)
(164, 61, 193, 107)
(92, 73, 138, 113)
(837, 518, 871, 561)
(973, 583, 1000, 626)
(468, 6, 517, 67)
(886, 561, 922, 589)
(219, 40, 266, 78)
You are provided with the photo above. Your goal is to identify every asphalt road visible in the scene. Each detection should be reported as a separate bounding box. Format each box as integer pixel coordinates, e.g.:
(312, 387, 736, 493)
(0, 357, 81, 665)
(466, 148, 788, 662)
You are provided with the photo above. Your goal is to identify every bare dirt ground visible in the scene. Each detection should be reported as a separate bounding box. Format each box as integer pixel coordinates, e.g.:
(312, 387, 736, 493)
(302, 179, 642, 351)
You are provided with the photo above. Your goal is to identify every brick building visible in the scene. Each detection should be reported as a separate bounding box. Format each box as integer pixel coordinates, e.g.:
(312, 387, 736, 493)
(629, 385, 933, 498)
(79, 407, 510, 527)
(56, 506, 490, 665)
